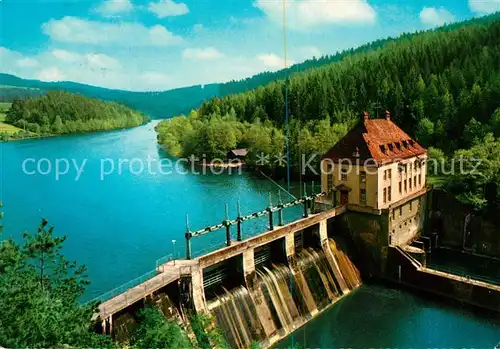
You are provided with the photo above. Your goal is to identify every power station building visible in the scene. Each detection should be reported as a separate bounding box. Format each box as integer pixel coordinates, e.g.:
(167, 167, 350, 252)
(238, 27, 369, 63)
(320, 111, 429, 249)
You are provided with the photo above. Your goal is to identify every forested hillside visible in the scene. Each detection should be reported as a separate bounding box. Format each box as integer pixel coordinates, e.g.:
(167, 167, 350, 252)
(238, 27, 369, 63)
(157, 13, 500, 209)
(0, 20, 459, 118)
(3, 91, 147, 139)
(195, 14, 500, 153)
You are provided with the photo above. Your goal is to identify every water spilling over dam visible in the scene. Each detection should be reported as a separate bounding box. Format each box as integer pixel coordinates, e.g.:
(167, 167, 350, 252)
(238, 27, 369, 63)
(207, 239, 361, 348)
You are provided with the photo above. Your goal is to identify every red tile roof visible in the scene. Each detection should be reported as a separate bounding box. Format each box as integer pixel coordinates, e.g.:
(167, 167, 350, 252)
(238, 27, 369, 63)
(322, 113, 427, 165)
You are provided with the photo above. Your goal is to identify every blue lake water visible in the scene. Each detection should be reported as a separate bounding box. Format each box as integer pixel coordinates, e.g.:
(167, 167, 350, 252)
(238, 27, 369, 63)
(0, 121, 302, 300)
(277, 284, 500, 348)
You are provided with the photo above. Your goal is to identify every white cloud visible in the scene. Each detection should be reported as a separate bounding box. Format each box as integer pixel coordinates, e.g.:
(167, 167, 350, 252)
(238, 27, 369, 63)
(96, 0, 133, 17)
(420, 7, 455, 27)
(148, 0, 189, 18)
(85, 53, 121, 69)
(182, 47, 224, 60)
(37, 67, 65, 82)
(140, 71, 170, 86)
(297, 45, 321, 60)
(51, 49, 120, 69)
(42, 16, 183, 46)
(254, 0, 376, 29)
(52, 49, 80, 62)
(17, 57, 39, 68)
(0, 46, 172, 91)
(469, 0, 500, 14)
(257, 53, 295, 70)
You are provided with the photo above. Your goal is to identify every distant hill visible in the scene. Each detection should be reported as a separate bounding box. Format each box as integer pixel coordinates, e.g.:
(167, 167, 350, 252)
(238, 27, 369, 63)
(0, 74, 219, 119)
(3, 90, 147, 141)
(194, 12, 500, 155)
(0, 34, 420, 119)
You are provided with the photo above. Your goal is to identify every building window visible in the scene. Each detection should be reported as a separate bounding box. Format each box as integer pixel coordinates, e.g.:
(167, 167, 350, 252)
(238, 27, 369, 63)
(360, 171, 366, 183)
(409, 178, 412, 190)
(387, 186, 392, 202)
(341, 169, 347, 182)
(388, 169, 392, 179)
(392, 209, 395, 220)
(409, 201, 413, 211)
(360, 189, 367, 204)
(404, 180, 407, 192)
(383, 170, 387, 181)
(383, 188, 387, 203)
(399, 207, 403, 216)
(414, 176, 417, 188)
(399, 181, 402, 194)
(419, 174, 422, 186)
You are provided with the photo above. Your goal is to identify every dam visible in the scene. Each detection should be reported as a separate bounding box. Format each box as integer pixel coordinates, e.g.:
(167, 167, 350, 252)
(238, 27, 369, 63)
(92, 186, 500, 348)
(95, 190, 363, 347)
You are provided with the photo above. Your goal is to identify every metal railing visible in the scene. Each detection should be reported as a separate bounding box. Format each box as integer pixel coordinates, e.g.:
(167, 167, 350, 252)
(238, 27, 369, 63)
(426, 264, 500, 286)
(98, 270, 181, 318)
(88, 252, 175, 305)
(87, 185, 339, 306)
(88, 269, 159, 305)
(184, 182, 330, 259)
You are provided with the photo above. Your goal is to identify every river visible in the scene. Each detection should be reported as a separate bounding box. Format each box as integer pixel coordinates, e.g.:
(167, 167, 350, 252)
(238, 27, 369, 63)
(1, 122, 499, 346)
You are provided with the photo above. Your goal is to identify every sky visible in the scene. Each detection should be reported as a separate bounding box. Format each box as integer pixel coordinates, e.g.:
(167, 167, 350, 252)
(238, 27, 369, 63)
(1, 0, 499, 92)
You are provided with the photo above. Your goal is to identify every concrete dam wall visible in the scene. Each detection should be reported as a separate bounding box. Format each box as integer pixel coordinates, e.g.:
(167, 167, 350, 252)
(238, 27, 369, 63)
(98, 206, 362, 348)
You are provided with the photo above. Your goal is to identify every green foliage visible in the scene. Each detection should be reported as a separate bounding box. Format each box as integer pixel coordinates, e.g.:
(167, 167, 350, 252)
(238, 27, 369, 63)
(415, 118, 435, 147)
(190, 313, 227, 349)
(250, 341, 261, 349)
(193, 16, 500, 157)
(156, 111, 285, 164)
(448, 134, 500, 210)
(0, 201, 3, 238)
(0, 218, 114, 348)
(489, 108, 500, 137)
(5, 90, 147, 139)
(131, 307, 192, 349)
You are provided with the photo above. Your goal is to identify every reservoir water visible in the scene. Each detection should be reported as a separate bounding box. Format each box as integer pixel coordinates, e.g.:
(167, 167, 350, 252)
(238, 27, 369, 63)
(1, 122, 499, 346)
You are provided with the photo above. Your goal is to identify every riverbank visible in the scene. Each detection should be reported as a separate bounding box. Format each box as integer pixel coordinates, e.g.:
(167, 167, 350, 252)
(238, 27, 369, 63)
(0, 120, 151, 142)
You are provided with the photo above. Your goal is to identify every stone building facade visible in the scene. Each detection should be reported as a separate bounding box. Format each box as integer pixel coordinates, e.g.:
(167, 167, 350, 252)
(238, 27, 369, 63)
(320, 112, 430, 274)
(321, 111, 427, 210)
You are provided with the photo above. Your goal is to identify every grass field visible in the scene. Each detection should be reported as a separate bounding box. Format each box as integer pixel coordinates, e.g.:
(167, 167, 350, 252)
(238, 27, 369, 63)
(0, 102, 12, 112)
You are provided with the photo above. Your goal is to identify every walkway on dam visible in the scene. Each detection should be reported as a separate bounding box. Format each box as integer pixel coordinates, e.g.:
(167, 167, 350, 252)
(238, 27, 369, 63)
(98, 261, 190, 319)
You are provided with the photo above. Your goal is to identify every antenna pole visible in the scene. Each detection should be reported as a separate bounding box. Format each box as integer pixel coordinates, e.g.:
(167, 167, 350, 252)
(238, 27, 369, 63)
(283, 0, 291, 194)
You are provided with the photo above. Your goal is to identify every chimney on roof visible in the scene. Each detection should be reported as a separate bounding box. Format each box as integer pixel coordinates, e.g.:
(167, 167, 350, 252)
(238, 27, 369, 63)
(363, 112, 370, 121)
(385, 110, 391, 120)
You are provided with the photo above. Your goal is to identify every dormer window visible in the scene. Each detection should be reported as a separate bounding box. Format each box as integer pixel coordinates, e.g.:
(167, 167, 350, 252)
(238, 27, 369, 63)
(409, 139, 415, 147)
(353, 147, 360, 158)
(395, 142, 401, 151)
(380, 145, 386, 153)
(402, 140, 408, 148)
(388, 143, 394, 152)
